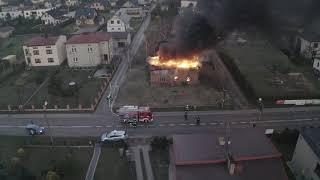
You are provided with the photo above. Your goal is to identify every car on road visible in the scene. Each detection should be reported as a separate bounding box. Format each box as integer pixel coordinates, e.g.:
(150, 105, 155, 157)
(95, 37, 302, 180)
(26, 124, 45, 135)
(100, 130, 128, 142)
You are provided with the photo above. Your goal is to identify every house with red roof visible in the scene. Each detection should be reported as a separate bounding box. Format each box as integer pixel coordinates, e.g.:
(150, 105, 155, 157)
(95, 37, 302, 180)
(66, 32, 114, 67)
(171, 129, 288, 180)
(23, 35, 67, 66)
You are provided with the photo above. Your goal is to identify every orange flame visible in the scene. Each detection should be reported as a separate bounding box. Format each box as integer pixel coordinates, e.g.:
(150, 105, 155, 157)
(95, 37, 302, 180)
(148, 55, 201, 69)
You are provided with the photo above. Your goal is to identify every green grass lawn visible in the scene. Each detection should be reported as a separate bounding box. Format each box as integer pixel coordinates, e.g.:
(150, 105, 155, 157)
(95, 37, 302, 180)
(94, 147, 136, 180)
(221, 29, 320, 103)
(0, 35, 34, 59)
(0, 136, 93, 180)
(149, 150, 169, 180)
(27, 68, 103, 109)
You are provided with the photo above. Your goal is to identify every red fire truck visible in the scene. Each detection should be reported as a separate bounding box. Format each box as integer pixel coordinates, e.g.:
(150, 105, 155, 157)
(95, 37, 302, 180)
(117, 106, 153, 123)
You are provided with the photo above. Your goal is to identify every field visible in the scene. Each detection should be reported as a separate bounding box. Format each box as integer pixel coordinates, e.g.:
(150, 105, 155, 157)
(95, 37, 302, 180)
(0, 136, 93, 180)
(0, 35, 34, 59)
(94, 147, 136, 180)
(26, 68, 104, 109)
(0, 67, 52, 109)
(114, 43, 232, 110)
(220, 28, 320, 104)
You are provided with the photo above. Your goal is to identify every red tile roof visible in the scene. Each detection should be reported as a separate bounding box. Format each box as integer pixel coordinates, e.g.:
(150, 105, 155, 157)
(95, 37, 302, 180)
(24, 36, 60, 46)
(66, 32, 111, 44)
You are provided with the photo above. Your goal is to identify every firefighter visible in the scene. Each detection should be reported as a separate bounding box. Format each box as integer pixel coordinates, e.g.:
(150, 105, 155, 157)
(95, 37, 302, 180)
(184, 110, 188, 120)
(196, 115, 200, 125)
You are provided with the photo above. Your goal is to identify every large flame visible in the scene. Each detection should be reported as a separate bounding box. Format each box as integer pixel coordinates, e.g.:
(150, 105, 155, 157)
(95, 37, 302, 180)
(148, 55, 201, 69)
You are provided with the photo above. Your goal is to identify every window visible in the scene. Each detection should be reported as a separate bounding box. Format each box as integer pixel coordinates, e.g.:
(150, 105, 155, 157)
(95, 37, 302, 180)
(314, 163, 320, 178)
(314, 43, 319, 48)
(73, 57, 78, 63)
(35, 58, 41, 63)
(25, 49, 29, 54)
(47, 58, 54, 63)
(118, 42, 125, 47)
(111, 20, 114, 24)
(46, 46, 51, 48)
(33, 50, 39, 55)
(88, 47, 93, 52)
(32, 47, 38, 49)
(318, 62, 320, 67)
(46, 49, 52, 54)
(118, 28, 120, 30)
(117, 20, 120, 24)
(71, 47, 77, 53)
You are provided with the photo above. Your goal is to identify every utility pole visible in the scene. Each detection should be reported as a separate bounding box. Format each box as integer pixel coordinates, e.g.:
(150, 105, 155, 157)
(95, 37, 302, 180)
(44, 101, 54, 145)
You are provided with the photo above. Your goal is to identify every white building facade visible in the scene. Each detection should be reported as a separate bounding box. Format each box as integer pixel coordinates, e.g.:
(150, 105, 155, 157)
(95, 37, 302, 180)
(23, 35, 67, 66)
(66, 32, 113, 67)
(107, 15, 127, 32)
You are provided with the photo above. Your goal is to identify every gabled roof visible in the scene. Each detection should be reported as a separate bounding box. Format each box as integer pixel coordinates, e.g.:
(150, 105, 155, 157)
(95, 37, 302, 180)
(301, 128, 320, 159)
(66, 32, 111, 44)
(75, 7, 97, 19)
(24, 35, 60, 46)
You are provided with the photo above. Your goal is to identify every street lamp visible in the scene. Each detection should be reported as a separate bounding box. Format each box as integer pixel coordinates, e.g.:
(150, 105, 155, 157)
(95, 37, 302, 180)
(44, 101, 54, 145)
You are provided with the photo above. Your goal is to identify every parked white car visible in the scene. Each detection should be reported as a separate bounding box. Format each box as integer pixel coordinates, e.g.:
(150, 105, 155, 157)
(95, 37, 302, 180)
(100, 130, 128, 142)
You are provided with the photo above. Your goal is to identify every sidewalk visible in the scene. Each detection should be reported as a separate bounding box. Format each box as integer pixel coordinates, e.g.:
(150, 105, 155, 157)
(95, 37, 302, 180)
(132, 145, 155, 180)
(85, 143, 101, 180)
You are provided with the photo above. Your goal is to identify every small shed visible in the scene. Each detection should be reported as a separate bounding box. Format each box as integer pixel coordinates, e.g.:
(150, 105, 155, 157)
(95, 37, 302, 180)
(2, 55, 17, 64)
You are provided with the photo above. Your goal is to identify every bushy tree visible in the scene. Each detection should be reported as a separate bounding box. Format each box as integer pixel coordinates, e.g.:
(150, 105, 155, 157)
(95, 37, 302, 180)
(46, 171, 60, 180)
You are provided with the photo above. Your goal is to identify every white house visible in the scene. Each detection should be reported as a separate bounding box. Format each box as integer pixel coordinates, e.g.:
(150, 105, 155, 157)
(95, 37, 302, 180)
(137, 0, 151, 5)
(23, 7, 54, 19)
(295, 31, 320, 59)
(65, 0, 79, 7)
(313, 59, 320, 75)
(180, 0, 198, 14)
(66, 32, 113, 67)
(107, 15, 128, 32)
(89, 0, 110, 11)
(23, 35, 67, 66)
(41, 9, 70, 26)
(289, 128, 320, 180)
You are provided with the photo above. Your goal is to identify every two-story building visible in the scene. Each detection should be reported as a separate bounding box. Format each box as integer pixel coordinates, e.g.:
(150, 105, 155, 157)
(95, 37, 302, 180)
(23, 7, 54, 19)
(23, 35, 67, 66)
(75, 8, 105, 27)
(41, 9, 70, 26)
(66, 32, 113, 67)
(289, 128, 320, 180)
(180, 0, 198, 14)
(107, 15, 128, 32)
(295, 31, 320, 59)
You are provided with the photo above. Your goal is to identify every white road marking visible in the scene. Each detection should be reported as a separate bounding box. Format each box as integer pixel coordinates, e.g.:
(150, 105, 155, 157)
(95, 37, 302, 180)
(158, 124, 165, 127)
(70, 126, 91, 128)
(179, 123, 187, 126)
(231, 122, 237, 124)
(106, 125, 112, 128)
(169, 124, 175, 127)
(200, 123, 206, 126)
(189, 124, 196, 126)
(95, 126, 102, 128)
(209, 123, 217, 125)
(240, 122, 248, 124)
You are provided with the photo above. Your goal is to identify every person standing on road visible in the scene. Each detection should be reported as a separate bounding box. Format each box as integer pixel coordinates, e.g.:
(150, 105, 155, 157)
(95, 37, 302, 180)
(196, 115, 200, 125)
(184, 111, 188, 120)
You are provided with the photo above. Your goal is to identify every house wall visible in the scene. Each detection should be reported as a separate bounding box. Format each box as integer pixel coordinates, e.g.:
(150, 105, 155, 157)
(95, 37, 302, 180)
(107, 17, 126, 32)
(67, 41, 113, 67)
(23, 36, 67, 66)
(90, 3, 107, 11)
(24, 8, 53, 19)
(0, 11, 23, 20)
(41, 14, 59, 25)
(290, 134, 320, 180)
(313, 59, 320, 72)
(298, 37, 320, 59)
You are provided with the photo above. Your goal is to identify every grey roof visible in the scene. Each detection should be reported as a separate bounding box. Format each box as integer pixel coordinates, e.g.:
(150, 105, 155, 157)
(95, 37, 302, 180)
(173, 128, 281, 165)
(91, 0, 110, 7)
(75, 7, 97, 19)
(176, 158, 288, 180)
(0, 26, 15, 33)
(301, 128, 320, 159)
(47, 9, 68, 19)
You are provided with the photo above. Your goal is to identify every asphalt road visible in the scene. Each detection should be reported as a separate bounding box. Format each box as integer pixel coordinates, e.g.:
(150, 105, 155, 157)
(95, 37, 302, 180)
(0, 106, 319, 137)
